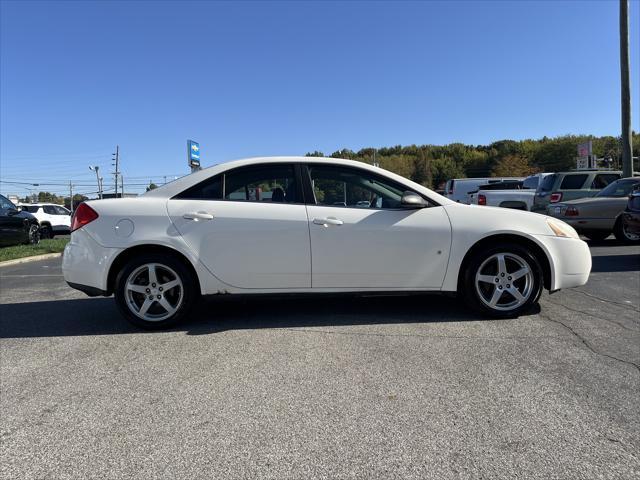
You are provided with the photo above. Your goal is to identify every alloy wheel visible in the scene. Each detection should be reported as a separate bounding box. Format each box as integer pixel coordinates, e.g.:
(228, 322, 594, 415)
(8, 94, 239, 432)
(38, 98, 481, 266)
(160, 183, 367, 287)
(124, 263, 184, 321)
(29, 224, 40, 244)
(622, 222, 640, 241)
(475, 253, 534, 311)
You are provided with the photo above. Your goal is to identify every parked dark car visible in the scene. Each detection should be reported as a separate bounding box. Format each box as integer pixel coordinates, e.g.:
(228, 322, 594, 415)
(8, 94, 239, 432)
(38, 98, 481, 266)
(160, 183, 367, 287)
(0, 194, 40, 247)
(621, 189, 640, 243)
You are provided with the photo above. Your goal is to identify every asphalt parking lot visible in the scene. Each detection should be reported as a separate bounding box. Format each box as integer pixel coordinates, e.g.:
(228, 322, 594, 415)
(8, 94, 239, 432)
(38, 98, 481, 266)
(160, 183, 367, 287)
(1, 241, 639, 479)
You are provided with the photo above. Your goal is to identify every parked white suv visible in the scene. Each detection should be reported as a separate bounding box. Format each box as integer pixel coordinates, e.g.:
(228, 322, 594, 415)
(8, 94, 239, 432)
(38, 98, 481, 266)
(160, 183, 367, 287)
(19, 203, 71, 238)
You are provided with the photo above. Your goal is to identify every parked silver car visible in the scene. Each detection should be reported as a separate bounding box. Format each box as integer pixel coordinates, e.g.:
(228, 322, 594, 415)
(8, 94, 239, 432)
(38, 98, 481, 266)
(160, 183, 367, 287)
(546, 177, 640, 242)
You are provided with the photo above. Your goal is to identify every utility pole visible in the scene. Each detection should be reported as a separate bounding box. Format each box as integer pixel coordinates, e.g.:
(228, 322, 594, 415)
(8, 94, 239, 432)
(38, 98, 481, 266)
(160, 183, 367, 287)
(120, 174, 124, 197)
(620, 0, 633, 177)
(112, 145, 120, 197)
(89, 166, 102, 199)
(69, 181, 73, 212)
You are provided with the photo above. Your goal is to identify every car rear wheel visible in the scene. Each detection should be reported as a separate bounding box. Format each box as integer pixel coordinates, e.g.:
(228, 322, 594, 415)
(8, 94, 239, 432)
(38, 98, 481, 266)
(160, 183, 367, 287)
(614, 217, 640, 244)
(114, 254, 198, 329)
(462, 243, 543, 318)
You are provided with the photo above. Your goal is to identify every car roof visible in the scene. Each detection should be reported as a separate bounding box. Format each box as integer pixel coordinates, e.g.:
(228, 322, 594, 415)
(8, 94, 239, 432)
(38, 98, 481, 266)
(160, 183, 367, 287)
(555, 170, 623, 175)
(143, 156, 454, 204)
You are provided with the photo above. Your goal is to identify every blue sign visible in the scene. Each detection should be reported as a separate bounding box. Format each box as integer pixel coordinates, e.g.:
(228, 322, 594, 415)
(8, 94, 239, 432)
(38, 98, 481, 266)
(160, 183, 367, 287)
(187, 140, 200, 167)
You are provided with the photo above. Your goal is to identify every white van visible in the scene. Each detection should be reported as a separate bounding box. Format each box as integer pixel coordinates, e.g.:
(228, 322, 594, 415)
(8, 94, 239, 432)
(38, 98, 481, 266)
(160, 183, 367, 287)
(444, 177, 522, 203)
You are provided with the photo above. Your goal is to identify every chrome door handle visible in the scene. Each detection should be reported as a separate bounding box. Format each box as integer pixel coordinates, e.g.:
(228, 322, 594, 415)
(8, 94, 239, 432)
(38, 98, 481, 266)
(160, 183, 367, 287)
(183, 211, 214, 221)
(313, 217, 343, 226)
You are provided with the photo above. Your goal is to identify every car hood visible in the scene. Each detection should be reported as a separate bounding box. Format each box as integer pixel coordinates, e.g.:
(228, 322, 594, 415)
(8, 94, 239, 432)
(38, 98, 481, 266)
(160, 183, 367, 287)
(16, 211, 37, 221)
(443, 203, 557, 236)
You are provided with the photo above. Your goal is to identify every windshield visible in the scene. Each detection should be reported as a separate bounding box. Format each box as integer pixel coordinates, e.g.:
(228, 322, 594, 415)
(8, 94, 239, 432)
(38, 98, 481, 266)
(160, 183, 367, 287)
(596, 179, 640, 197)
(522, 176, 539, 189)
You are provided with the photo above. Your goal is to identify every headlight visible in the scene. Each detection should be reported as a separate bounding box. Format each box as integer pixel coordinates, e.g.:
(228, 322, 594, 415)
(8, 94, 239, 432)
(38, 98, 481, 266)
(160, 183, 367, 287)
(547, 218, 579, 239)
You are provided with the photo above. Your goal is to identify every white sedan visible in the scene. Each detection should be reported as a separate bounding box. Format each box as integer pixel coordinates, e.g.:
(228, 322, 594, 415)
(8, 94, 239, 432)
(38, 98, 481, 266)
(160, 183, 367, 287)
(63, 157, 591, 329)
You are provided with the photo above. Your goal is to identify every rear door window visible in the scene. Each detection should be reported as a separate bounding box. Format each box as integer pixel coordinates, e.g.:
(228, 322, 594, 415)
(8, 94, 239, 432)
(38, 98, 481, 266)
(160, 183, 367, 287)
(591, 174, 620, 189)
(43, 206, 58, 215)
(175, 164, 300, 203)
(54, 206, 70, 215)
(559, 174, 588, 190)
(224, 164, 299, 203)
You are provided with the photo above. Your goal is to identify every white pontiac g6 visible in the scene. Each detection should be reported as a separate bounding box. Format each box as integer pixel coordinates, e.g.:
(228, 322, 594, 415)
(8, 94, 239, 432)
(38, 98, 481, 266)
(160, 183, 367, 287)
(62, 157, 592, 329)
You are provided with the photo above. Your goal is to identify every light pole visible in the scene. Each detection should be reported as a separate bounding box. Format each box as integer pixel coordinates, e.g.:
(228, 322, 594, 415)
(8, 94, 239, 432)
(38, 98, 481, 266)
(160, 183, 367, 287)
(89, 165, 103, 199)
(620, 0, 633, 177)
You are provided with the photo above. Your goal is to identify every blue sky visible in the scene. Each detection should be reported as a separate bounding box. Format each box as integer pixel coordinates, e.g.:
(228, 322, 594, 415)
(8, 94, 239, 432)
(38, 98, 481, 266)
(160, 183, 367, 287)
(1, 0, 638, 197)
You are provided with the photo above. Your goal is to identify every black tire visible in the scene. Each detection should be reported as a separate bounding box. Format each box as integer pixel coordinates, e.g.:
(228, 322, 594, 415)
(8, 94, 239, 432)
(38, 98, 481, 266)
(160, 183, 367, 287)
(582, 230, 611, 241)
(114, 254, 198, 329)
(461, 243, 543, 318)
(40, 224, 52, 239)
(614, 217, 640, 244)
(25, 224, 40, 245)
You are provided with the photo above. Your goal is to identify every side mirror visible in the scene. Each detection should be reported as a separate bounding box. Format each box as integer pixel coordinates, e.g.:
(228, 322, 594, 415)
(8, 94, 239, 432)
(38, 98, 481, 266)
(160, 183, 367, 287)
(7, 207, 20, 216)
(401, 191, 428, 208)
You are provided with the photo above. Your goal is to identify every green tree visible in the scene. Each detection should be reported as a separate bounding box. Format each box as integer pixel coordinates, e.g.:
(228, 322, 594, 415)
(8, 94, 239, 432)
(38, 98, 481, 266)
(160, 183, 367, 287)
(412, 148, 432, 187)
(146, 183, 158, 192)
(431, 157, 464, 189)
(305, 151, 324, 157)
(491, 155, 537, 177)
(37, 191, 64, 204)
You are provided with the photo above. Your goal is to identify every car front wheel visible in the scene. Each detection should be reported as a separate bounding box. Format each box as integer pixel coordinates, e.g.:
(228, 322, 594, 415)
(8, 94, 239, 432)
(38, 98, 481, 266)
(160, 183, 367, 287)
(462, 243, 543, 318)
(114, 254, 198, 329)
(614, 217, 640, 244)
(26, 224, 40, 245)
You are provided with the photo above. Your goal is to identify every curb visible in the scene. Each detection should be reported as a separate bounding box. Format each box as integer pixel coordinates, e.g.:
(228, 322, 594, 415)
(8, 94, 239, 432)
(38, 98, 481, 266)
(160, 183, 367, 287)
(0, 252, 63, 268)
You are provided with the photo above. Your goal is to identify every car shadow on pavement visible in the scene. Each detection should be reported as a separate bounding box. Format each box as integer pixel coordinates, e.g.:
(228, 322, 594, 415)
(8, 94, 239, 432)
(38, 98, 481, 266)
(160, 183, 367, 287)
(590, 254, 640, 273)
(0, 294, 493, 339)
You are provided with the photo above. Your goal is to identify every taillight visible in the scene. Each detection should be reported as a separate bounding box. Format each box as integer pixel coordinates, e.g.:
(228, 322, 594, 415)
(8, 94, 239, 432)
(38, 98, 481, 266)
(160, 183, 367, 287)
(550, 192, 563, 203)
(564, 206, 579, 217)
(478, 194, 487, 205)
(71, 203, 99, 232)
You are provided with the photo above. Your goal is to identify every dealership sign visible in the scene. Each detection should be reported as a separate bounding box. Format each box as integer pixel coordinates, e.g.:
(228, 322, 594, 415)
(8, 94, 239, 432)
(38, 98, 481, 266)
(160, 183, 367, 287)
(187, 140, 201, 169)
(576, 140, 594, 170)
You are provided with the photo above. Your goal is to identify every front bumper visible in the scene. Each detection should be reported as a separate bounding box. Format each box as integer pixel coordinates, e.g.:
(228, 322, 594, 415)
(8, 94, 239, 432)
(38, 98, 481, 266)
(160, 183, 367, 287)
(533, 234, 592, 290)
(62, 229, 121, 295)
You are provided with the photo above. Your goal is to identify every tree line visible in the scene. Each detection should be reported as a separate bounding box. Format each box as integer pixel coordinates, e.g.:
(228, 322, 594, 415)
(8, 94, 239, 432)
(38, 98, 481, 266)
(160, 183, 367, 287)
(306, 133, 640, 189)
(19, 192, 89, 209)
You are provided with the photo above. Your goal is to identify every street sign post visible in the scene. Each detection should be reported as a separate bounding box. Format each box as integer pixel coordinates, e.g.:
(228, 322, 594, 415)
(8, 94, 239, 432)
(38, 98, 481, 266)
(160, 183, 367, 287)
(187, 140, 201, 172)
(576, 140, 595, 170)
(576, 157, 590, 170)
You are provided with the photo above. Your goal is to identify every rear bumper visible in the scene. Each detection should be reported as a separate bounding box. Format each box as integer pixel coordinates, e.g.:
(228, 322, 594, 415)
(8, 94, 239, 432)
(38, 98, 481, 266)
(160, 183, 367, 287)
(533, 235, 592, 290)
(62, 229, 121, 294)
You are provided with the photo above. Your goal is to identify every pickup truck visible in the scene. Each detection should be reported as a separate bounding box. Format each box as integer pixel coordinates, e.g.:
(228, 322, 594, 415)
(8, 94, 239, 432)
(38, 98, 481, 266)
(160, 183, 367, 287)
(468, 173, 552, 211)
